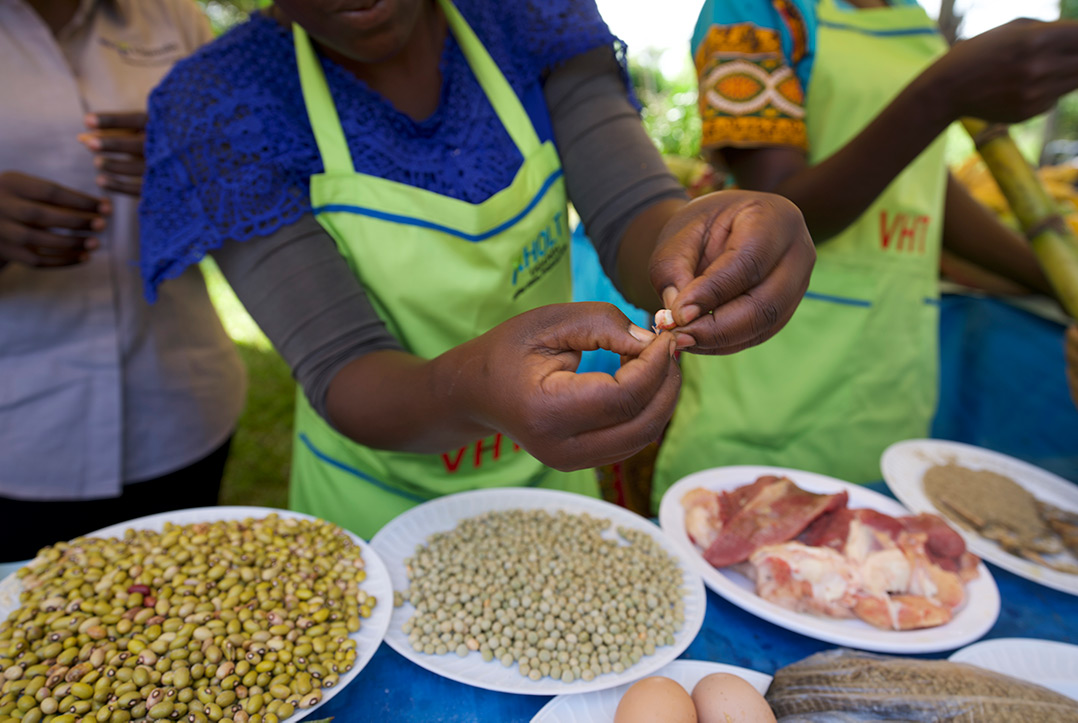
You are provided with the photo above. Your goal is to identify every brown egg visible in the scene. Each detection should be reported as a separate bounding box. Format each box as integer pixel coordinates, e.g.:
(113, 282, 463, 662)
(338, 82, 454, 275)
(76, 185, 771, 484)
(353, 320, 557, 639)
(691, 672, 776, 723)
(614, 676, 698, 723)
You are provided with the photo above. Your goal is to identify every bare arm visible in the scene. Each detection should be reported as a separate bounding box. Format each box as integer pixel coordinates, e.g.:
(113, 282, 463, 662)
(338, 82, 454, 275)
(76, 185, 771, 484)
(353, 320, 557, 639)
(717, 19, 1078, 244)
(721, 72, 949, 242)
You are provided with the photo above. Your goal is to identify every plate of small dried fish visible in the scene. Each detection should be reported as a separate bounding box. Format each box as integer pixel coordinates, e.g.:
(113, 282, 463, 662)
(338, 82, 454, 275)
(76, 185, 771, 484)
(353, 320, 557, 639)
(882, 440, 1078, 596)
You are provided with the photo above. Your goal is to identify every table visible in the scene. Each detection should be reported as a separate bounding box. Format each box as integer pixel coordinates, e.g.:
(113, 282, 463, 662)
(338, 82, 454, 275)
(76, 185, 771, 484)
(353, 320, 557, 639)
(306, 481, 1078, 722)
(2, 482, 1076, 723)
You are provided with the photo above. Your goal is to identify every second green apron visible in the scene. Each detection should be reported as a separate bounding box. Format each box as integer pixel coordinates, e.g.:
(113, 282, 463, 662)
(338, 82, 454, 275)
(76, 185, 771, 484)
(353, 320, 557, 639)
(288, 0, 597, 539)
(654, 0, 949, 504)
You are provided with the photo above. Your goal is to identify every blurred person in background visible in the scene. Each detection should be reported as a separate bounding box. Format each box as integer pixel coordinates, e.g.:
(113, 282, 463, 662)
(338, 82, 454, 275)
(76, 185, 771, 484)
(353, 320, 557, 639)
(652, 0, 1078, 507)
(0, 0, 246, 560)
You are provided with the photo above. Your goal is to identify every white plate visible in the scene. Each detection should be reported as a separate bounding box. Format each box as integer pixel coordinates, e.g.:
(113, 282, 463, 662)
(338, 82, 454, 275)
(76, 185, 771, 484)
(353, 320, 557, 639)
(949, 638, 1078, 700)
(0, 506, 393, 722)
(530, 659, 772, 722)
(881, 439, 1078, 596)
(370, 488, 707, 696)
(657, 466, 1000, 654)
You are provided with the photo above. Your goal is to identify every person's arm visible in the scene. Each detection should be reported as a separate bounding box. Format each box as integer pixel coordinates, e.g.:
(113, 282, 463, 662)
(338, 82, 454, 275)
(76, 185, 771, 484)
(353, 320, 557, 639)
(213, 215, 680, 469)
(716, 19, 1078, 243)
(940, 173, 1051, 295)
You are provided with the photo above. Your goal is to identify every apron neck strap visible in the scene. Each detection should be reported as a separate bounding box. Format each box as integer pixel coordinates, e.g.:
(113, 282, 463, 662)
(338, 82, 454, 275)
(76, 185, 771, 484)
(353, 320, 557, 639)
(294, 23, 355, 175)
(293, 0, 540, 177)
(436, 0, 540, 155)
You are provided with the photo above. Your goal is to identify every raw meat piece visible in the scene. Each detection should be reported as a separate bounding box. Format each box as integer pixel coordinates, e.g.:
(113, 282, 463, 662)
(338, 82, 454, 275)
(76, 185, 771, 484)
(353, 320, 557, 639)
(701, 477, 848, 567)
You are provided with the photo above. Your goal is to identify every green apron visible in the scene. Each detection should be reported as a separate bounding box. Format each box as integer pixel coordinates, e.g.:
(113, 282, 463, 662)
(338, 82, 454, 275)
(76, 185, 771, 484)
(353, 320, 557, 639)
(653, 0, 949, 505)
(288, 0, 596, 539)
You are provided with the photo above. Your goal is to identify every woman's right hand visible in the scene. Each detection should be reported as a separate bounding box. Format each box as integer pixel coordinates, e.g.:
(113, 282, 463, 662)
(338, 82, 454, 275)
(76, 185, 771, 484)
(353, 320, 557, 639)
(0, 171, 109, 268)
(925, 19, 1078, 124)
(449, 302, 681, 471)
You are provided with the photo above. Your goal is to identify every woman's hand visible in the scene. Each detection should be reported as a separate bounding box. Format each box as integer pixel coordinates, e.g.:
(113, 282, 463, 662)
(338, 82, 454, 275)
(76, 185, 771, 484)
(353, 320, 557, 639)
(446, 302, 680, 471)
(77, 112, 148, 197)
(0, 171, 108, 268)
(1066, 325, 1078, 410)
(648, 190, 815, 354)
(924, 19, 1078, 124)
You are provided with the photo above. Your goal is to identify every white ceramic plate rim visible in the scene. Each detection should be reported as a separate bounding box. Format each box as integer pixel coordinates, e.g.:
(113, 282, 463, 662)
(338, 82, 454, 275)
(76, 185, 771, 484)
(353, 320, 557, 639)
(657, 465, 1000, 654)
(369, 487, 707, 696)
(530, 659, 773, 722)
(0, 505, 394, 722)
(948, 637, 1078, 701)
(881, 439, 1078, 596)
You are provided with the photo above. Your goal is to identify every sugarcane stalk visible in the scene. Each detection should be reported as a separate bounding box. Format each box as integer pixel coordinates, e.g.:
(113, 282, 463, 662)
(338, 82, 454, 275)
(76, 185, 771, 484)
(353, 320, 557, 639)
(962, 117, 1078, 318)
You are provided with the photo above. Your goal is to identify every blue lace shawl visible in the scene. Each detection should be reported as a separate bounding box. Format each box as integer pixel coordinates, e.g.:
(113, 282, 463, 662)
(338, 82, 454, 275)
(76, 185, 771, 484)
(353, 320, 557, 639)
(140, 0, 626, 298)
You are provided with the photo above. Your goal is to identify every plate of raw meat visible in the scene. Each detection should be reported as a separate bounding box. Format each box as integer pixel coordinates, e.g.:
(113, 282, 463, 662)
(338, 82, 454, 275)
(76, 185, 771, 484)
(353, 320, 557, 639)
(658, 466, 1000, 653)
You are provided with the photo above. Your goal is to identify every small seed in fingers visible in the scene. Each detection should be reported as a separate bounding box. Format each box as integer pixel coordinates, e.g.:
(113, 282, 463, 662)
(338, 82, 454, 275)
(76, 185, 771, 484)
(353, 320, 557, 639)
(654, 309, 676, 331)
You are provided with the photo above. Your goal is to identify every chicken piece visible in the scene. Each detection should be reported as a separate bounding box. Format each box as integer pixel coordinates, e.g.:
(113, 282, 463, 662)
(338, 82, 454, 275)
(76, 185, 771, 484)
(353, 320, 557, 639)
(682, 487, 723, 549)
(750, 537, 959, 631)
(852, 593, 954, 630)
(703, 478, 848, 567)
(899, 532, 966, 610)
(858, 547, 911, 597)
(750, 542, 860, 619)
(899, 512, 975, 573)
(800, 507, 902, 554)
(680, 475, 786, 552)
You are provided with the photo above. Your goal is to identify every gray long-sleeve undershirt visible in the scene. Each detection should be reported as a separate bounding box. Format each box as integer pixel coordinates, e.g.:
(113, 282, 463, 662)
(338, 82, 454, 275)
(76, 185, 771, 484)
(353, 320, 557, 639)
(212, 46, 687, 420)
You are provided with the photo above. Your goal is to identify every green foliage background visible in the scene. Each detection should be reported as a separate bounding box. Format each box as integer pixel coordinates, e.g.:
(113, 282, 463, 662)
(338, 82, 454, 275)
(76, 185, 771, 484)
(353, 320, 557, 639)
(629, 50, 701, 159)
(194, 0, 269, 34)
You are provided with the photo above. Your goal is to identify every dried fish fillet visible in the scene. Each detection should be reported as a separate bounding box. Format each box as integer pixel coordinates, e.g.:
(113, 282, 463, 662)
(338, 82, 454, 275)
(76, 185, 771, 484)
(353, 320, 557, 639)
(1040, 500, 1078, 556)
(766, 649, 1078, 722)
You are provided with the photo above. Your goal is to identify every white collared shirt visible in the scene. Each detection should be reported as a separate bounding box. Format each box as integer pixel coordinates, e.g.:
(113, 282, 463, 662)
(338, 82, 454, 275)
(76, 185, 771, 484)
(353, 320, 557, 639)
(0, 0, 246, 499)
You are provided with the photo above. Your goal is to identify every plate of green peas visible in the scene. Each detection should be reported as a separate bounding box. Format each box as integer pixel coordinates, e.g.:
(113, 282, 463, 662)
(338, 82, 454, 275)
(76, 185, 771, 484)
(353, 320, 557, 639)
(371, 488, 707, 695)
(0, 506, 393, 723)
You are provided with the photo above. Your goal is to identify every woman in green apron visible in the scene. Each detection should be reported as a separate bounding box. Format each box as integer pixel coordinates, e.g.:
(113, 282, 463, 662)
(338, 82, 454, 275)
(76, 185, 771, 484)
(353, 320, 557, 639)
(653, 0, 1078, 505)
(138, 0, 815, 538)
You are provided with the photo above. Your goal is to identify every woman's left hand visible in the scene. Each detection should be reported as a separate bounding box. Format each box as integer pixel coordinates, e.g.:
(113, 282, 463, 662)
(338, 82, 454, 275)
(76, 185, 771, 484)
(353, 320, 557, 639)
(77, 112, 148, 197)
(649, 190, 815, 354)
